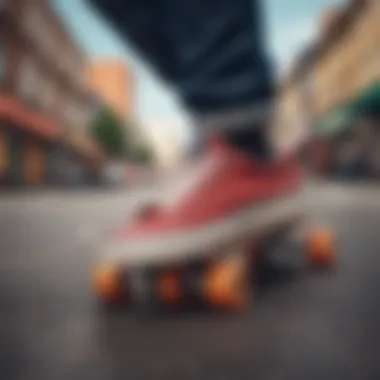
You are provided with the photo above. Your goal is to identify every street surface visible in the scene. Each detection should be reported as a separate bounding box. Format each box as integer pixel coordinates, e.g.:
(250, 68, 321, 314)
(1, 182, 380, 380)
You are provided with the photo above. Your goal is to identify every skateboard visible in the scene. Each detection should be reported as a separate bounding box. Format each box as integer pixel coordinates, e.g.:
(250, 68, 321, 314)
(92, 199, 336, 312)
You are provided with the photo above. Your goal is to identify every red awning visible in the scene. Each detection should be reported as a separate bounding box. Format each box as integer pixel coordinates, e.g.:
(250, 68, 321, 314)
(0, 94, 63, 140)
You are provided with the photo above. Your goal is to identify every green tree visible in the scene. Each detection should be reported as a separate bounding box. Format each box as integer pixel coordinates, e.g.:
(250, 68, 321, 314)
(91, 107, 128, 157)
(91, 106, 155, 163)
(130, 143, 154, 164)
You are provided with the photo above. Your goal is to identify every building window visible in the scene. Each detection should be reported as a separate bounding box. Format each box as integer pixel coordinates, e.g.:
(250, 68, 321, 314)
(66, 100, 91, 132)
(70, 56, 80, 82)
(75, 102, 88, 131)
(82, 105, 94, 131)
(23, 4, 41, 39)
(18, 57, 39, 103)
(56, 49, 73, 79)
(23, 3, 55, 59)
(57, 94, 66, 125)
(39, 75, 56, 112)
(370, 49, 380, 81)
(0, 0, 7, 10)
(64, 99, 77, 131)
(76, 59, 86, 87)
(0, 37, 6, 83)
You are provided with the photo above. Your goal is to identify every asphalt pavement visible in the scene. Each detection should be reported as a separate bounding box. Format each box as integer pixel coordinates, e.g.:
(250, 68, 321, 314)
(0, 182, 380, 380)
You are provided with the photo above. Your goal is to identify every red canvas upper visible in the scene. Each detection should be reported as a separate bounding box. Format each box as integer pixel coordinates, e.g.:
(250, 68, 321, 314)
(114, 138, 302, 239)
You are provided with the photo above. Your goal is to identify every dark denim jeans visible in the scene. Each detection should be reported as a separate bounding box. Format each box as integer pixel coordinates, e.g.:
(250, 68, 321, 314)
(89, 0, 274, 114)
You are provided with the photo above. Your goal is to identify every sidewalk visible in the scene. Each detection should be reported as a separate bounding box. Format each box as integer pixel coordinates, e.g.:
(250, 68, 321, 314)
(0, 184, 161, 205)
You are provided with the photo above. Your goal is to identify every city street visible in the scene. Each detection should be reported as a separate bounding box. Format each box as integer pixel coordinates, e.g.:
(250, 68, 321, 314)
(1, 182, 380, 380)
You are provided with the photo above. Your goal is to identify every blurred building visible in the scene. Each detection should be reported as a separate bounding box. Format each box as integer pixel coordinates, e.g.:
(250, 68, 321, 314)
(275, 45, 319, 154)
(143, 119, 185, 171)
(0, 0, 100, 187)
(314, 0, 379, 117)
(277, 0, 380, 156)
(88, 60, 134, 121)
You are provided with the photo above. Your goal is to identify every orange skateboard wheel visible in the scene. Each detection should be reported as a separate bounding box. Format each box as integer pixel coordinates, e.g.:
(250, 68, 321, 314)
(156, 269, 183, 307)
(306, 228, 336, 268)
(204, 254, 250, 311)
(92, 263, 125, 302)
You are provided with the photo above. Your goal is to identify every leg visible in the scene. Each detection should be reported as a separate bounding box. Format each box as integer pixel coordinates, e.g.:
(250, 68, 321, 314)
(88, 0, 179, 83)
(90, 1, 305, 314)
(89, 0, 274, 157)
(160, 0, 274, 112)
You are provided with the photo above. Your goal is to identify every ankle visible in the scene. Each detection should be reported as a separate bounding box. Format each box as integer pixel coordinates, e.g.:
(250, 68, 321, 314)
(223, 127, 272, 159)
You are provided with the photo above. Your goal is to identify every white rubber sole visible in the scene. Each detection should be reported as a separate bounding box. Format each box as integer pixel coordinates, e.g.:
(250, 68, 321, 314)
(100, 189, 308, 268)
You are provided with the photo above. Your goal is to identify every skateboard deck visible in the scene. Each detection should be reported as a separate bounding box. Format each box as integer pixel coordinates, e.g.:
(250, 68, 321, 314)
(92, 192, 336, 312)
(100, 191, 307, 268)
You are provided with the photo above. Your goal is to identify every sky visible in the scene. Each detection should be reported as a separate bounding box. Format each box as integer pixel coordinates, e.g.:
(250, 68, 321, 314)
(53, 0, 345, 143)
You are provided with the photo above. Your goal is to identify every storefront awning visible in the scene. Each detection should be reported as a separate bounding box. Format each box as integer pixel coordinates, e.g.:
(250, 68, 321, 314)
(0, 93, 63, 140)
(351, 82, 380, 117)
(316, 81, 380, 139)
(316, 104, 357, 138)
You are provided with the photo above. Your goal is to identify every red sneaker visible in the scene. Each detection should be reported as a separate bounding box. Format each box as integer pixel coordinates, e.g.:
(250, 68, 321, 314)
(104, 138, 304, 266)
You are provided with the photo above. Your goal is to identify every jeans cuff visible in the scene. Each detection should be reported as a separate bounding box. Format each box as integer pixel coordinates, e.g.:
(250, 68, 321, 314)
(196, 100, 274, 137)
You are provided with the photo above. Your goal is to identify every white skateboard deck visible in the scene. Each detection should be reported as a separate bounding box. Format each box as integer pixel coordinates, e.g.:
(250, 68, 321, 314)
(100, 189, 309, 269)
